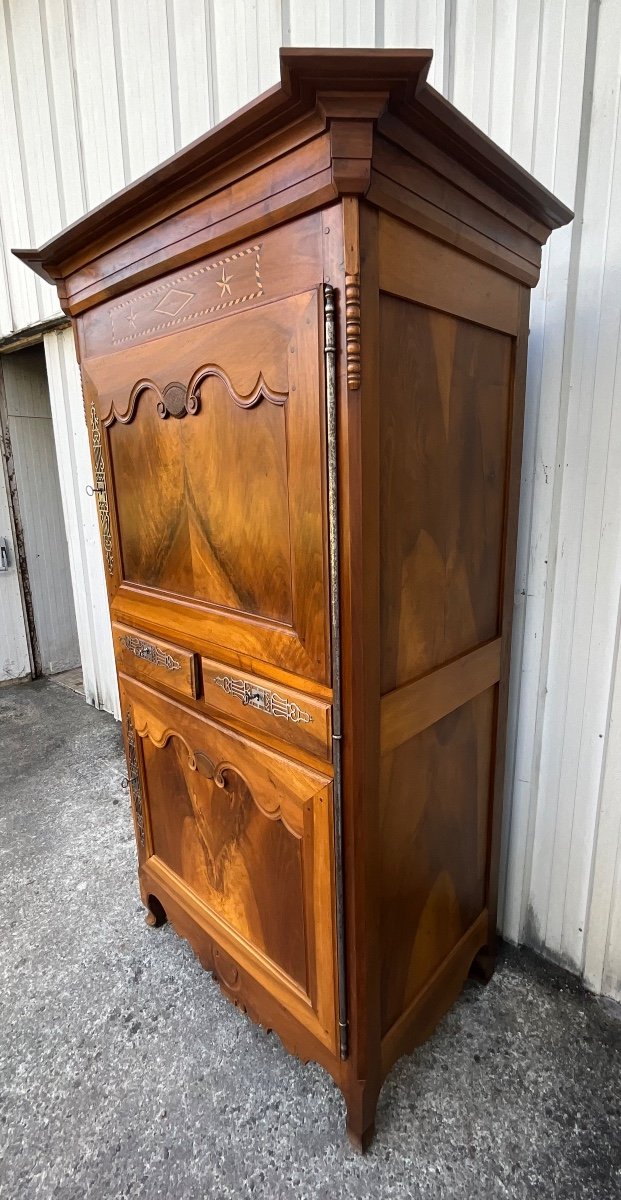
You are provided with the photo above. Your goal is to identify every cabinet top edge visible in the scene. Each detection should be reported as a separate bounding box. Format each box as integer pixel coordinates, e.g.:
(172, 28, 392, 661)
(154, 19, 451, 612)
(13, 47, 573, 292)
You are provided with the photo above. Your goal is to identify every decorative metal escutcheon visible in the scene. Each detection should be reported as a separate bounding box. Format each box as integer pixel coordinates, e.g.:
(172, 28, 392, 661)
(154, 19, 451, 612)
(120, 633, 181, 672)
(214, 675, 313, 725)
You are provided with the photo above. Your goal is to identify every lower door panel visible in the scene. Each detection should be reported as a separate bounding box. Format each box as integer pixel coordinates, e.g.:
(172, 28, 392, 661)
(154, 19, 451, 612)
(121, 674, 338, 1054)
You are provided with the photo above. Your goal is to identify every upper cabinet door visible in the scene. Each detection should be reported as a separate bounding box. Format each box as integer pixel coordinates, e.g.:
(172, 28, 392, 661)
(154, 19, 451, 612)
(83, 289, 329, 685)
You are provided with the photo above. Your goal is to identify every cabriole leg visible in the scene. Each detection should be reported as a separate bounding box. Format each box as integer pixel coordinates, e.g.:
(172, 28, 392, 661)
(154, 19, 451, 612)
(143, 891, 167, 929)
(344, 1079, 381, 1153)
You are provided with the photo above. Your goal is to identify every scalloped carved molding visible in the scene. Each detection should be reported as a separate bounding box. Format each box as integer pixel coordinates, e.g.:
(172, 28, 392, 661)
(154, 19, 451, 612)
(132, 716, 303, 838)
(133, 716, 197, 768)
(105, 365, 287, 426)
(188, 365, 287, 409)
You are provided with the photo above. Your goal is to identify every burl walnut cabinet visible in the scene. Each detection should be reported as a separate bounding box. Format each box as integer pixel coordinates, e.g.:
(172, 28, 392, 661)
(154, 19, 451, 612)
(16, 49, 572, 1148)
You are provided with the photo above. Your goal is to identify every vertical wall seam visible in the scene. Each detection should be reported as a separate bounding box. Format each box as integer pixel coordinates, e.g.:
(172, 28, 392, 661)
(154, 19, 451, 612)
(443, 0, 456, 101)
(551, 0, 616, 957)
(204, 0, 219, 128)
(560, 322, 621, 965)
(521, 0, 602, 948)
(38, 0, 68, 230)
(532, 0, 583, 952)
(280, 0, 291, 47)
(530, 0, 545, 175)
(584, 587, 621, 990)
(165, 0, 181, 153)
(2, 0, 43, 319)
(0, 208, 16, 333)
(63, 0, 89, 216)
(374, 0, 384, 50)
(510, 0, 590, 945)
(488, 0, 497, 134)
(602, 825, 621, 995)
(109, 0, 131, 184)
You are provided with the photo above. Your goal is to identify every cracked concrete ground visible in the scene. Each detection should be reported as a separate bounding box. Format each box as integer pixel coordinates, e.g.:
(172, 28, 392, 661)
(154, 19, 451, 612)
(0, 678, 620, 1199)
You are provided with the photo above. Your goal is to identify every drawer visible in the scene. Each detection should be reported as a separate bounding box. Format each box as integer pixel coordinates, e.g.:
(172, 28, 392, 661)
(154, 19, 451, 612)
(113, 622, 198, 700)
(200, 656, 332, 761)
(121, 675, 338, 1054)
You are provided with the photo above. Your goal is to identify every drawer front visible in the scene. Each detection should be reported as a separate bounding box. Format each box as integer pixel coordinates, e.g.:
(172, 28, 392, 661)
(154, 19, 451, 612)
(201, 656, 332, 761)
(113, 622, 198, 700)
(121, 675, 338, 1054)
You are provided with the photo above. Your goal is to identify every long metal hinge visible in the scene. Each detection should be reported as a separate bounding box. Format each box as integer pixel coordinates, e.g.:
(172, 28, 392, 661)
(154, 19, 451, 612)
(324, 282, 348, 1061)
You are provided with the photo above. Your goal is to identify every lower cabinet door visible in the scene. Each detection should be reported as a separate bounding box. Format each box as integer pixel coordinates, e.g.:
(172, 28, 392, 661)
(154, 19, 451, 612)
(121, 674, 338, 1054)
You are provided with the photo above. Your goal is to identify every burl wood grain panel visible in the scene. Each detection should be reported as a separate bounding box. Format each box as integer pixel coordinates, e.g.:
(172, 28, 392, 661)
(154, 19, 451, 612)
(90, 287, 329, 684)
(109, 373, 293, 623)
(379, 688, 495, 1036)
(143, 732, 308, 988)
(379, 294, 512, 694)
(123, 674, 338, 1049)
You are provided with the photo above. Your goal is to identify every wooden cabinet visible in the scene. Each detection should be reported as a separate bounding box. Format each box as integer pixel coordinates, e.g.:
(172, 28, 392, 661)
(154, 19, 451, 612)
(15, 48, 572, 1149)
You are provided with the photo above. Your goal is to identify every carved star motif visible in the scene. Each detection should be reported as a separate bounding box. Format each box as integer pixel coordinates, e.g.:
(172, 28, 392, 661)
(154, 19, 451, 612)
(216, 268, 233, 297)
(126, 307, 137, 328)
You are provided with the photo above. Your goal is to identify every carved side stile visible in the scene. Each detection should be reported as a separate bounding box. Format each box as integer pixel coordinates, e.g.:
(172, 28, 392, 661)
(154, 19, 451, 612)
(124, 709, 145, 848)
(89, 399, 114, 574)
(345, 274, 361, 390)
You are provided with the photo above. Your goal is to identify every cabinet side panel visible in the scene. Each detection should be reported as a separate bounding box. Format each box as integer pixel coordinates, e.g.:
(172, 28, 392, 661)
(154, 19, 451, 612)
(380, 687, 495, 1034)
(379, 294, 512, 693)
(378, 222, 519, 1055)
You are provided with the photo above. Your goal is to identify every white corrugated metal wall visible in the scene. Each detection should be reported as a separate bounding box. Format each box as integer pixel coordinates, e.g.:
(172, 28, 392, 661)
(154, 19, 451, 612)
(0, 0, 619, 1001)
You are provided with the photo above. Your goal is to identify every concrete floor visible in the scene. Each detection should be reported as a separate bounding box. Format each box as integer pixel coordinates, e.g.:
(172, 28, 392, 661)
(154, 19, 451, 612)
(0, 679, 620, 1200)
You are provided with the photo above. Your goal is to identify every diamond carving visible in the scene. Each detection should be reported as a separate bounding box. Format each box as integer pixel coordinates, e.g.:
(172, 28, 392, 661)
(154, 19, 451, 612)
(154, 288, 194, 317)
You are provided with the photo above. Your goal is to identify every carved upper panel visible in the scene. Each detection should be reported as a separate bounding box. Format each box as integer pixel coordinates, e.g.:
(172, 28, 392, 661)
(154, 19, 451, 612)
(110, 244, 263, 347)
(79, 215, 324, 361)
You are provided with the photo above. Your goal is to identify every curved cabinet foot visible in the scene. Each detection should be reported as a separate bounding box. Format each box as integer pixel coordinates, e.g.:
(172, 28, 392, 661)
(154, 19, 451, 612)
(143, 893, 167, 928)
(469, 943, 497, 985)
(345, 1080, 380, 1153)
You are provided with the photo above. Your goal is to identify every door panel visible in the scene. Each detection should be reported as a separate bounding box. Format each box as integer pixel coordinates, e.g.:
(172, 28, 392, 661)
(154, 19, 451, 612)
(121, 675, 338, 1052)
(143, 731, 308, 988)
(83, 288, 329, 684)
(109, 374, 292, 622)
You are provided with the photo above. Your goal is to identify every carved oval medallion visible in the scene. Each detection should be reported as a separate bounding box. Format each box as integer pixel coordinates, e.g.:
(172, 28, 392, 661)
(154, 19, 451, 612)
(157, 381, 200, 420)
